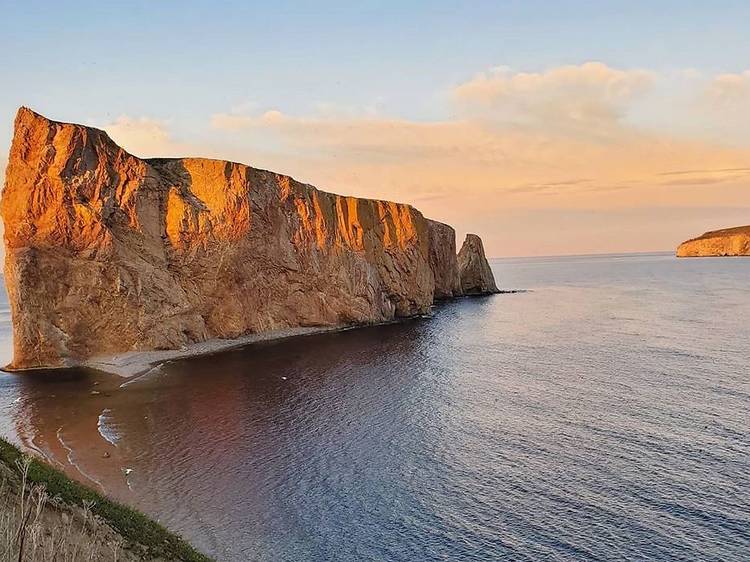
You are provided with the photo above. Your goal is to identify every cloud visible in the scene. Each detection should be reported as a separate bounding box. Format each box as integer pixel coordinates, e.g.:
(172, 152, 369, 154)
(213, 111, 499, 161)
(704, 70, 750, 106)
(100, 116, 189, 157)
(452, 62, 653, 136)
(657, 167, 750, 176)
(654, 166, 750, 186)
(659, 174, 749, 187)
(506, 179, 594, 195)
(687, 70, 750, 145)
(209, 62, 750, 256)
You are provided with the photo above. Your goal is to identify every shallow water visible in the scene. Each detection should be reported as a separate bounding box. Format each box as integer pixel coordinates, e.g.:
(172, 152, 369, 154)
(0, 253, 749, 561)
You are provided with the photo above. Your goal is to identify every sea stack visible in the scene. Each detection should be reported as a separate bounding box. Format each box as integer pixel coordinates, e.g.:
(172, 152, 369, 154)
(458, 234, 499, 295)
(1, 108, 499, 371)
(676, 226, 750, 257)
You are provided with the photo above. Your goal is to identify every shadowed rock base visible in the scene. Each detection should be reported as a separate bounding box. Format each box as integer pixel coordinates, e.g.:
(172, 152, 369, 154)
(1, 108, 499, 371)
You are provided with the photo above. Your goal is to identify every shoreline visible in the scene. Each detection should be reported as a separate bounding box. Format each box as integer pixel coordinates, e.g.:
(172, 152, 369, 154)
(84, 324, 353, 378)
(71, 294, 517, 378)
(3, 292, 517, 379)
(4, 320, 412, 379)
(1, 324, 376, 379)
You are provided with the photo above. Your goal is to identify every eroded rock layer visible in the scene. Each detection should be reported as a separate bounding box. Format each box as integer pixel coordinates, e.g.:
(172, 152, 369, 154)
(427, 220, 462, 299)
(1, 108, 498, 370)
(676, 226, 750, 257)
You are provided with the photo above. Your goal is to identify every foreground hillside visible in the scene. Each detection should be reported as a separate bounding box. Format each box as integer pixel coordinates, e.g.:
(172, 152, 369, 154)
(0, 437, 210, 561)
(676, 225, 750, 257)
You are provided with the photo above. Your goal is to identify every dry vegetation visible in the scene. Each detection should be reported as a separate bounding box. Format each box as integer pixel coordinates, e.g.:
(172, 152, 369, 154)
(0, 438, 211, 562)
(1, 457, 123, 561)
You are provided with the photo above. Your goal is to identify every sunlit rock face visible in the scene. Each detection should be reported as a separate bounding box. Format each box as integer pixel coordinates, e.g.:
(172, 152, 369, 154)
(676, 226, 750, 257)
(458, 234, 499, 295)
(1, 108, 496, 370)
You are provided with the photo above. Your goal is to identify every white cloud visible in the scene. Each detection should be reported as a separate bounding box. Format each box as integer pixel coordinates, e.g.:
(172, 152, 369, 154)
(452, 62, 654, 136)
(705, 70, 750, 106)
(101, 116, 186, 157)
(684, 69, 750, 146)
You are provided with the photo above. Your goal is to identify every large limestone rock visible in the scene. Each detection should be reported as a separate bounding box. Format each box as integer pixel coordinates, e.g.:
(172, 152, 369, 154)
(1, 108, 497, 370)
(427, 220, 462, 299)
(677, 226, 750, 257)
(458, 234, 499, 295)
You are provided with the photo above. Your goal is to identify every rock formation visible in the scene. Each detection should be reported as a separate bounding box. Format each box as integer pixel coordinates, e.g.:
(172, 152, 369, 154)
(458, 234, 499, 295)
(1, 108, 499, 371)
(676, 226, 750, 257)
(427, 220, 462, 299)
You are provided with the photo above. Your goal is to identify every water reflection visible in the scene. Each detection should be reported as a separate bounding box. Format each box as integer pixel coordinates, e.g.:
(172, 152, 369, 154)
(10, 369, 125, 492)
(1, 254, 749, 561)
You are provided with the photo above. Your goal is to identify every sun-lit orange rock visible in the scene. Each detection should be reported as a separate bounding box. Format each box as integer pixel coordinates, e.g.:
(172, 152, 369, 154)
(676, 226, 750, 257)
(1, 108, 498, 370)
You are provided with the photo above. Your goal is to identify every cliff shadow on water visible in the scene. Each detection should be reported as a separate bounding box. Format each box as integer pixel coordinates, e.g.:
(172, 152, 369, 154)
(1, 295, 509, 506)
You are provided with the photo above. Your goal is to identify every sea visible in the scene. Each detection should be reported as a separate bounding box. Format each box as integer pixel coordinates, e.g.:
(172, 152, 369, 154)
(0, 252, 748, 561)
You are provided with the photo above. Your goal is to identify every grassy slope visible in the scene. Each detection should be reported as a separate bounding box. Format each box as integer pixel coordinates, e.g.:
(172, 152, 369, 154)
(0, 436, 212, 561)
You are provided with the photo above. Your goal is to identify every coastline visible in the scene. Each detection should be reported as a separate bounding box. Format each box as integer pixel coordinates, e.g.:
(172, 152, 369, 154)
(2, 324, 369, 379)
(4, 293, 515, 380)
(81, 294, 513, 379)
(83, 325, 353, 378)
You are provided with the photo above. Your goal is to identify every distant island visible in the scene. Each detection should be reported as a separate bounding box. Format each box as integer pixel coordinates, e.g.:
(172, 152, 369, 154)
(676, 225, 750, 257)
(1, 108, 498, 373)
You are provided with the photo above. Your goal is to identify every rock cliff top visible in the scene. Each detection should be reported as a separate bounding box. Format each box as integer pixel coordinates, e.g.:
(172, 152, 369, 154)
(1, 108, 499, 371)
(676, 225, 750, 257)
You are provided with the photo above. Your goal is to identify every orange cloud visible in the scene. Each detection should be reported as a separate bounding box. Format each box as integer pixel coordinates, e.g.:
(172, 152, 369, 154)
(452, 61, 653, 136)
(99, 116, 203, 158)
(103, 116, 172, 154)
(209, 63, 750, 255)
(705, 70, 750, 106)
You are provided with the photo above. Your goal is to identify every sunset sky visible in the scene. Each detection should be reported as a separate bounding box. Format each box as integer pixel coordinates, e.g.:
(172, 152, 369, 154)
(1, 1, 749, 256)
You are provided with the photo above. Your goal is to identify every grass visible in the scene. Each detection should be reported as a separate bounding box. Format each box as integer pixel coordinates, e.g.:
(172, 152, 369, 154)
(0, 436, 212, 561)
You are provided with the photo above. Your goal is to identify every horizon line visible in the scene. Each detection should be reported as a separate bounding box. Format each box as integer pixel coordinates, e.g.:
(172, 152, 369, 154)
(489, 249, 675, 260)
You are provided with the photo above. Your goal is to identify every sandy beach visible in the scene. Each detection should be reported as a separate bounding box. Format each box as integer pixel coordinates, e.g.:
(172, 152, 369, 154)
(83, 325, 352, 378)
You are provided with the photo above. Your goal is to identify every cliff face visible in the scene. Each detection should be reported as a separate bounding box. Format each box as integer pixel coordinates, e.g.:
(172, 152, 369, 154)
(677, 226, 750, 257)
(458, 234, 499, 295)
(427, 220, 462, 299)
(1, 108, 498, 370)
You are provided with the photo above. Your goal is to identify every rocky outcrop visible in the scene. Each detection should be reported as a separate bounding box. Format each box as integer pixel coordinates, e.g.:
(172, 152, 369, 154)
(458, 234, 499, 295)
(427, 220, 462, 299)
(1, 108, 498, 371)
(677, 226, 750, 257)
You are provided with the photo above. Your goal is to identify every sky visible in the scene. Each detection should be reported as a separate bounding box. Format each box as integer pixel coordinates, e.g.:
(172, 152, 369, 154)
(1, 1, 749, 257)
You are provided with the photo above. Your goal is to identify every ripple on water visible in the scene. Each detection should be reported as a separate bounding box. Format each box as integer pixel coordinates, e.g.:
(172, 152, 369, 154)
(0, 253, 748, 561)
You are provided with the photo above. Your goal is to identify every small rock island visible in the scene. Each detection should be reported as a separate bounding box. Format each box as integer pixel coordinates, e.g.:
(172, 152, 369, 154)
(1, 108, 499, 371)
(676, 225, 750, 257)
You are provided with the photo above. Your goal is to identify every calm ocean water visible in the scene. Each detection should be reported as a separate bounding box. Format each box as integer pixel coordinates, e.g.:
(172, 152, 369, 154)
(0, 252, 748, 561)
